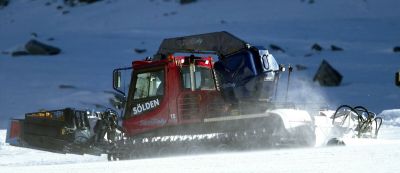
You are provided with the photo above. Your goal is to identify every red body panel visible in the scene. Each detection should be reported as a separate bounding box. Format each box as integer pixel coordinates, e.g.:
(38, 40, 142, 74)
(122, 56, 225, 137)
(10, 120, 21, 138)
(7, 119, 22, 144)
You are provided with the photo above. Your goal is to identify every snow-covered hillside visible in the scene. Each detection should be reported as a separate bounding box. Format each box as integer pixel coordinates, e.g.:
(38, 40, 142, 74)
(1, 0, 400, 172)
(1, 0, 400, 128)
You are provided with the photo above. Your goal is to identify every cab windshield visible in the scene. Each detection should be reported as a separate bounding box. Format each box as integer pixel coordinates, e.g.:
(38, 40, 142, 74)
(133, 69, 164, 99)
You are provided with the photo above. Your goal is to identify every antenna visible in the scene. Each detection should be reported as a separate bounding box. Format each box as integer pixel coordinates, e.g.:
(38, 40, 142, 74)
(285, 65, 293, 102)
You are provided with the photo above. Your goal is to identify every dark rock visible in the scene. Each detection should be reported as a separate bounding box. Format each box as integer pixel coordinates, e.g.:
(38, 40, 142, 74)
(394, 46, 400, 53)
(25, 39, 61, 55)
(308, 0, 315, 4)
(47, 37, 55, 41)
(0, 0, 9, 8)
(134, 48, 147, 54)
(180, 0, 196, 5)
(11, 39, 61, 57)
(313, 60, 343, 86)
(31, 32, 38, 38)
(331, 45, 343, 51)
(269, 44, 285, 53)
(163, 11, 177, 17)
(220, 20, 227, 24)
(45, 2, 52, 6)
(64, 0, 101, 6)
(56, 5, 63, 10)
(64, 0, 76, 7)
(304, 53, 313, 57)
(59, 84, 77, 89)
(79, 0, 101, 4)
(295, 64, 308, 71)
(311, 43, 323, 51)
(62, 10, 70, 15)
(11, 51, 30, 57)
(396, 72, 400, 87)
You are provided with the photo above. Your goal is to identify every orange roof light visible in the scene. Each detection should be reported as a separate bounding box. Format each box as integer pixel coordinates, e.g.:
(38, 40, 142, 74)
(168, 55, 174, 62)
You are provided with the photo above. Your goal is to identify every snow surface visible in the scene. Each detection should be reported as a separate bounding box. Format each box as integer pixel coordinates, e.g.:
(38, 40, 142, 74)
(2, 126, 400, 173)
(1, 0, 400, 172)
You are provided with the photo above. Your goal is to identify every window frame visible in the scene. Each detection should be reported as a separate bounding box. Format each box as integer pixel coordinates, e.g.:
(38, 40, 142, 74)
(180, 65, 216, 91)
(132, 68, 165, 100)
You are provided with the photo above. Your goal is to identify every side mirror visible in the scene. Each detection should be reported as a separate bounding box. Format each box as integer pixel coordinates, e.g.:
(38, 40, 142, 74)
(112, 67, 133, 96)
(113, 70, 121, 89)
(396, 71, 400, 87)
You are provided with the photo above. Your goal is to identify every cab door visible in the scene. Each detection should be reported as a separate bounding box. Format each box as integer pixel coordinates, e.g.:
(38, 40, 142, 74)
(123, 66, 169, 135)
(177, 63, 224, 123)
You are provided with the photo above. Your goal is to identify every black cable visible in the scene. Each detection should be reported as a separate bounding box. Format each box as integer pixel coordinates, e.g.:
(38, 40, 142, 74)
(332, 105, 382, 138)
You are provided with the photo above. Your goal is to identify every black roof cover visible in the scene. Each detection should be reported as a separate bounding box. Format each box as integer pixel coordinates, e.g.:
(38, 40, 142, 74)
(156, 31, 249, 58)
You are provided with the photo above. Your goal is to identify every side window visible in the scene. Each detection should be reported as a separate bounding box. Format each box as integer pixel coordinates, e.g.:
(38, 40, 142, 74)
(197, 67, 215, 90)
(267, 54, 279, 71)
(181, 66, 215, 90)
(181, 67, 191, 89)
(133, 70, 164, 99)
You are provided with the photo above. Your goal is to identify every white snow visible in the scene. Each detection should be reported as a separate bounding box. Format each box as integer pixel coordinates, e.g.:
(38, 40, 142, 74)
(2, 127, 400, 173)
(1, 0, 400, 172)
(379, 109, 400, 126)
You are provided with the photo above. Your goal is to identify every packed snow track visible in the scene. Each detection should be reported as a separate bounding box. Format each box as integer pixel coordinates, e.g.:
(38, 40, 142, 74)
(1, 125, 400, 173)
